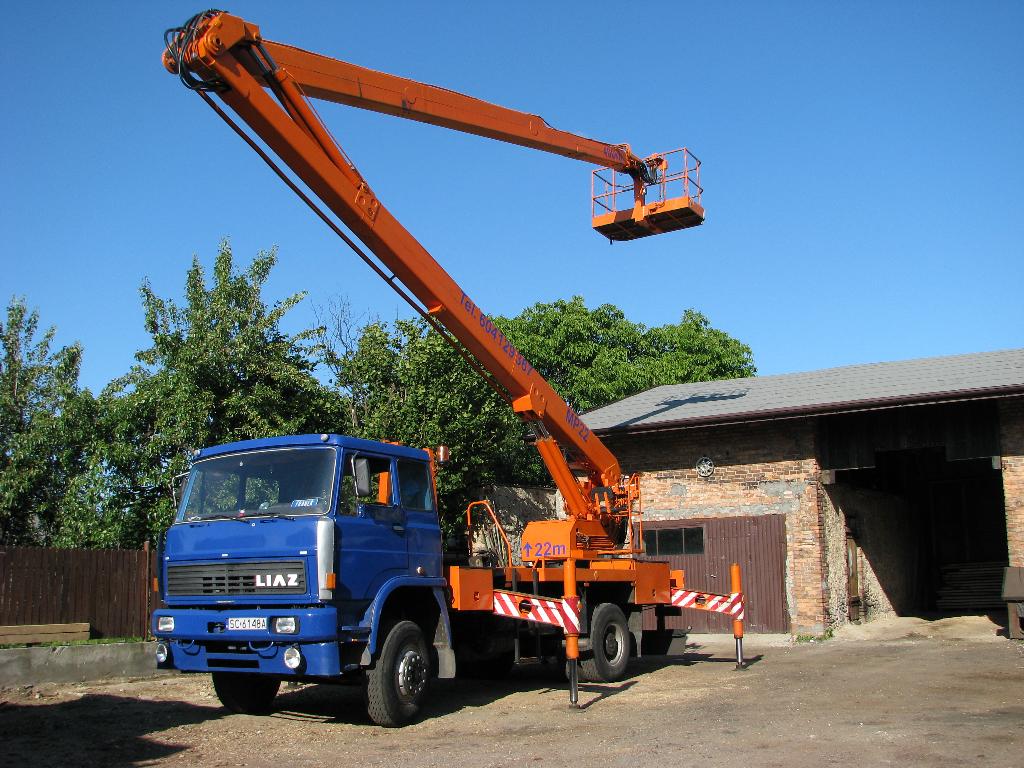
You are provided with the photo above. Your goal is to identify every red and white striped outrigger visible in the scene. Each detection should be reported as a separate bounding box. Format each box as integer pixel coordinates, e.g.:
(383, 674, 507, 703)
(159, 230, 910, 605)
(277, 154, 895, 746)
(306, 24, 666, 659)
(491, 590, 581, 633)
(668, 563, 748, 668)
(670, 589, 745, 621)
(491, 581, 747, 669)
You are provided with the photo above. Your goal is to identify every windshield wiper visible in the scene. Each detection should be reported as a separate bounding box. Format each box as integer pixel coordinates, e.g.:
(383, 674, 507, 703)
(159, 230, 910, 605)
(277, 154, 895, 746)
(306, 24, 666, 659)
(247, 512, 296, 521)
(190, 514, 250, 523)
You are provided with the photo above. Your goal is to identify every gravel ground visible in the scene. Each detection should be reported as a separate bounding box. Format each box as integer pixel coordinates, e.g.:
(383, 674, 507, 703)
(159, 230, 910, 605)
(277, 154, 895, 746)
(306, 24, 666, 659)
(1, 616, 1021, 768)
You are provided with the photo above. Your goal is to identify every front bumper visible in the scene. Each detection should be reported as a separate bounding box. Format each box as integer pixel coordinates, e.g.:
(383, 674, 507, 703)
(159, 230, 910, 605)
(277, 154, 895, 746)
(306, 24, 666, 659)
(152, 605, 343, 677)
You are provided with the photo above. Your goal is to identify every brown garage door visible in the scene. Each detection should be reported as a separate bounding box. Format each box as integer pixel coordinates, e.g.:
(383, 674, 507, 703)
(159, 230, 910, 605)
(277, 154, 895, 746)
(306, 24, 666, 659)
(642, 515, 789, 633)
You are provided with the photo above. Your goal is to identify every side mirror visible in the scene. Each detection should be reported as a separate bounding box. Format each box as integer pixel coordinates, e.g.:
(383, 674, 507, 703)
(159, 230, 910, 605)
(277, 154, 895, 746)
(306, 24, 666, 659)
(353, 456, 372, 497)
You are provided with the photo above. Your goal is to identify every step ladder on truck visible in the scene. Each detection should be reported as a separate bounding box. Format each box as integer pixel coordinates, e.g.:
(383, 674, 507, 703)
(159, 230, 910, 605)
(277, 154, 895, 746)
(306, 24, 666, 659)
(152, 10, 749, 727)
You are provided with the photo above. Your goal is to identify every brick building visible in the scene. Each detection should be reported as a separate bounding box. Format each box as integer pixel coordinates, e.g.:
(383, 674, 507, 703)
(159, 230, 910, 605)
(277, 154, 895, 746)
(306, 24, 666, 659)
(583, 349, 1024, 634)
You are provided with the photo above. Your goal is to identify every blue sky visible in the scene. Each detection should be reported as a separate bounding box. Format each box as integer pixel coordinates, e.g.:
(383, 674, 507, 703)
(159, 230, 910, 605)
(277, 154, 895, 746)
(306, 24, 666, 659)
(3, 2, 1022, 393)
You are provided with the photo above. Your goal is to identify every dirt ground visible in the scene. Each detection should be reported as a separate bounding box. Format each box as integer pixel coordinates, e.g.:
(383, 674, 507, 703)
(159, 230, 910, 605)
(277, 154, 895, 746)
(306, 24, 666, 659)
(2, 615, 1021, 768)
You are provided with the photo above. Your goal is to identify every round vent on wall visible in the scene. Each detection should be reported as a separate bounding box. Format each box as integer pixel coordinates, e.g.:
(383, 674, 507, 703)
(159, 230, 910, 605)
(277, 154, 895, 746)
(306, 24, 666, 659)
(695, 456, 715, 478)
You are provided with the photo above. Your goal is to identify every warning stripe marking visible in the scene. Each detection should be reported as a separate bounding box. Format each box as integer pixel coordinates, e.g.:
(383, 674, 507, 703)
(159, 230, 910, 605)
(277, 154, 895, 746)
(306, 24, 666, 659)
(492, 590, 580, 633)
(670, 589, 745, 621)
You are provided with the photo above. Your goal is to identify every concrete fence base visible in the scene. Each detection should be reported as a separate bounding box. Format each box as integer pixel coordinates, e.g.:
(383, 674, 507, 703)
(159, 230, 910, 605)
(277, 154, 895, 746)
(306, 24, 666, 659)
(0, 642, 175, 688)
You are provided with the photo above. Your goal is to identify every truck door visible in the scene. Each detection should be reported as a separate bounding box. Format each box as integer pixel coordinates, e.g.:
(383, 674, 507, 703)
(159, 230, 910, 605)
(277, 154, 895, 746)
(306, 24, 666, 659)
(396, 459, 442, 578)
(336, 452, 408, 600)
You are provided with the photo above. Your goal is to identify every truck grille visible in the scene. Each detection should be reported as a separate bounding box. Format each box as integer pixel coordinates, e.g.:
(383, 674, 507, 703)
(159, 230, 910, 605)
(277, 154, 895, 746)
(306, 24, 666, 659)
(166, 560, 307, 596)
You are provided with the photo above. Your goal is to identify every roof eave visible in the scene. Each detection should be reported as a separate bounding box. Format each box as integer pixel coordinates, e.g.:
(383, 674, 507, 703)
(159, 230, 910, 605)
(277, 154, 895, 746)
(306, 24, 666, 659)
(591, 384, 1024, 437)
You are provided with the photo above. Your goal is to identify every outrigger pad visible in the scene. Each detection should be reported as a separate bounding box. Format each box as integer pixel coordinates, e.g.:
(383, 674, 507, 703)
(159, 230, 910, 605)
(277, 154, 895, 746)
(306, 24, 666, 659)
(592, 197, 705, 242)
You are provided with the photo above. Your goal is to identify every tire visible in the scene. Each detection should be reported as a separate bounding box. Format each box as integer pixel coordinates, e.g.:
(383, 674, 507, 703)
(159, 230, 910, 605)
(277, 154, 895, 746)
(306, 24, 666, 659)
(212, 672, 281, 715)
(365, 620, 431, 727)
(580, 603, 630, 683)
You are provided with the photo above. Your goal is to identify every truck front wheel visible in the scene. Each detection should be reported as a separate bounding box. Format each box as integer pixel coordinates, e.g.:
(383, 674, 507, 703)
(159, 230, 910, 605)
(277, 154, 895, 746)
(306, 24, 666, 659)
(212, 672, 280, 715)
(365, 620, 431, 727)
(580, 603, 630, 683)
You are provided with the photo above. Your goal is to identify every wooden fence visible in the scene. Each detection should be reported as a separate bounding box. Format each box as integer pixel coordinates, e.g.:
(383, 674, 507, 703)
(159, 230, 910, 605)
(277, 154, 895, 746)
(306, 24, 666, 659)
(0, 545, 154, 639)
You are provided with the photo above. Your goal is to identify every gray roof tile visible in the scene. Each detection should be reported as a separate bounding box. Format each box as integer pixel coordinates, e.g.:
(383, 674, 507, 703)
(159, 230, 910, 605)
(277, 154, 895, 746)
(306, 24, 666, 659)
(584, 349, 1024, 433)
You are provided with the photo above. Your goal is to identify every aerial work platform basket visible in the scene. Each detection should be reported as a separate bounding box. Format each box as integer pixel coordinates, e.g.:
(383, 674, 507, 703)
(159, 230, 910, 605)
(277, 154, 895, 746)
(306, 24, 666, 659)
(591, 148, 704, 241)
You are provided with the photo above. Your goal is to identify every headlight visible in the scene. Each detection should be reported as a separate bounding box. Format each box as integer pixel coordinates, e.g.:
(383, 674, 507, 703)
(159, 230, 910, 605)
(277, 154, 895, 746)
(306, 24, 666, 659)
(273, 616, 298, 634)
(155, 642, 169, 663)
(283, 645, 302, 670)
(157, 616, 174, 632)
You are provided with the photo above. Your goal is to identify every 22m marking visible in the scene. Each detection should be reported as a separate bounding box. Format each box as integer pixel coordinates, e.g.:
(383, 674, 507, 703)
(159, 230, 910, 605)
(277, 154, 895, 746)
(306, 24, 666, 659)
(521, 541, 567, 559)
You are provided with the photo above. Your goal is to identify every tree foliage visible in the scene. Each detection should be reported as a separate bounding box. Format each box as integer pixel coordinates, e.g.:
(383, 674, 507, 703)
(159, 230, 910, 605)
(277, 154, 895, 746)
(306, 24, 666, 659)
(322, 304, 527, 529)
(500, 297, 755, 412)
(0, 298, 92, 544)
(97, 241, 347, 545)
(323, 295, 755, 528)
(2, 245, 755, 548)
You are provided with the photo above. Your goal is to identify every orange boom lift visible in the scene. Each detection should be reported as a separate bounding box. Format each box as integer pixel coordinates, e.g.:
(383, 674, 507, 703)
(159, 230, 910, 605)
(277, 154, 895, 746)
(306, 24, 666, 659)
(163, 10, 740, 705)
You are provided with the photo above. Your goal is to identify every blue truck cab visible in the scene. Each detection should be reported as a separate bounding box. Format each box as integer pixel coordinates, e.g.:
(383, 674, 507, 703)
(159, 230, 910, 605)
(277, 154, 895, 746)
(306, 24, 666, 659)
(152, 434, 457, 726)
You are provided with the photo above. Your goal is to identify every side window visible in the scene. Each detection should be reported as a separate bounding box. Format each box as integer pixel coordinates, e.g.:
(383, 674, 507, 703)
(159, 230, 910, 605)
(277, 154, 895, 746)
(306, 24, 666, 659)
(658, 528, 685, 555)
(339, 454, 393, 515)
(397, 460, 434, 512)
(644, 526, 704, 556)
(684, 526, 705, 555)
(643, 529, 658, 555)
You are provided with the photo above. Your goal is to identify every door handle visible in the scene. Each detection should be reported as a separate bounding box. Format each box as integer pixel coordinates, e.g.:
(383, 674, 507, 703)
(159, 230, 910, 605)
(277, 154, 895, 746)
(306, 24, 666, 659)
(392, 524, 405, 534)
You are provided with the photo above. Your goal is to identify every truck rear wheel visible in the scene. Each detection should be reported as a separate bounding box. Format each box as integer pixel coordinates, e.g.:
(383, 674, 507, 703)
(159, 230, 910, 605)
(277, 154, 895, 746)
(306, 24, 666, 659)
(580, 603, 630, 683)
(212, 672, 281, 715)
(366, 620, 431, 727)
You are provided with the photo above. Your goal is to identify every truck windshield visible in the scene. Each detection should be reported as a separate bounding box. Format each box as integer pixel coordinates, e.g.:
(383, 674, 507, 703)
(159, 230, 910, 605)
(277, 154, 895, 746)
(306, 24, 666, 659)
(177, 447, 337, 521)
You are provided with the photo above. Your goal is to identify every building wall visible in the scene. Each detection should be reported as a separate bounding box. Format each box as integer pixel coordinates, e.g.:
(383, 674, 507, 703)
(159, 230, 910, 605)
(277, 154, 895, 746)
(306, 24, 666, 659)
(819, 488, 849, 628)
(475, 485, 561, 565)
(586, 394, 1020, 633)
(824, 485, 918, 619)
(1000, 398, 1024, 568)
(604, 420, 831, 634)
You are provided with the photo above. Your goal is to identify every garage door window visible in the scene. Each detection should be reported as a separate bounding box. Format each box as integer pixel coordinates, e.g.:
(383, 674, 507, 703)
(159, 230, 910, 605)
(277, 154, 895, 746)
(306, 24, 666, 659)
(643, 526, 704, 556)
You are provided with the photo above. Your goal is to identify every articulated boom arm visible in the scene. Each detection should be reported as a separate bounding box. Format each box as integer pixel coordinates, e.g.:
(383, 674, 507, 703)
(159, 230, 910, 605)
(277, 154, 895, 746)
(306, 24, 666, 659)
(256, 42, 640, 172)
(163, 11, 700, 540)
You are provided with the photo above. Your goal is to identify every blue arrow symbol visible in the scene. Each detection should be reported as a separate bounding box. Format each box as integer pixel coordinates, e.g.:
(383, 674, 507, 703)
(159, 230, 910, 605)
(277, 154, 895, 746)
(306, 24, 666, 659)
(522, 542, 533, 557)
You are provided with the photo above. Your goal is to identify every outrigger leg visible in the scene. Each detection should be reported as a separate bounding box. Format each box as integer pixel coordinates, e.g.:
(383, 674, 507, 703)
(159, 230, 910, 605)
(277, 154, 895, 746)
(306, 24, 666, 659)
(568, 657, 579, 706)
(564, 557, 581, 708)
(732, 563, 747, 671)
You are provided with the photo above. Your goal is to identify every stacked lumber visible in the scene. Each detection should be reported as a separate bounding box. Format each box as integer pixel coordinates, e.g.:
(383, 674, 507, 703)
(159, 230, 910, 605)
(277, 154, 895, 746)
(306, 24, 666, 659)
(935, 562, 1006, 612)
(0, 623, 90, 645)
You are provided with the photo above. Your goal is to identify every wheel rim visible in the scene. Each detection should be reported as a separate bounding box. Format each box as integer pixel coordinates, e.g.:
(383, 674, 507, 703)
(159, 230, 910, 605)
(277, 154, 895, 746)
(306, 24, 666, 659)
(603, 624, 626, 665)
(396, 647, 427, 701)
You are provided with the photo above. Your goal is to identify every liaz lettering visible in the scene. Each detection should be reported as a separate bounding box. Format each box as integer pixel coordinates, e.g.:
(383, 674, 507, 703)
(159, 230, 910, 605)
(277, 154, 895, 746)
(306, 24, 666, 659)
(255, 573, 300, 588)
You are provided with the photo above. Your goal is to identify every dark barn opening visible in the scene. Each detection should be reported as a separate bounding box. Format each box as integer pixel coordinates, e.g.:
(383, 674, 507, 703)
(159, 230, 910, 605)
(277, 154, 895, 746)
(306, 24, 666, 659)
(821, 402, 1007, 617)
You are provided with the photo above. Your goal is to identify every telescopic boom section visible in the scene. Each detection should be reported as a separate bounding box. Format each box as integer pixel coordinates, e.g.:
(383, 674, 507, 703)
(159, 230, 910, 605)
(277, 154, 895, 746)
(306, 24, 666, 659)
(162, 11, 699, 534)
(257, 41, 639, 171)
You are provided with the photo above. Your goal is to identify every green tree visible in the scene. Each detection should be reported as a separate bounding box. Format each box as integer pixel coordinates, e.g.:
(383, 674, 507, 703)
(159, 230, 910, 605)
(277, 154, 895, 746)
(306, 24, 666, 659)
(645, 308, 757, 385)
(500, 297, 755, 412)
(0, 297, 93, 544)
(51, 457, 137, 549)
(323, 306, 526, 529)
(99, 240, 347, 545)
(323, 296, 754, 526)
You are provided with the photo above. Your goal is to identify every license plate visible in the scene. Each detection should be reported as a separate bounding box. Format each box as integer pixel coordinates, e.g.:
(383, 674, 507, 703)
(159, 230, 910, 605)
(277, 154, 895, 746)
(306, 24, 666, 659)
(227, 617, 267, 631)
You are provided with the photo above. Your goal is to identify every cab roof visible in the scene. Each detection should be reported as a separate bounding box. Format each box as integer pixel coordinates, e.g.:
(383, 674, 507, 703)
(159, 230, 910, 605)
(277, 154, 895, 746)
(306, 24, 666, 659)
(195, 434, 430, 462)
